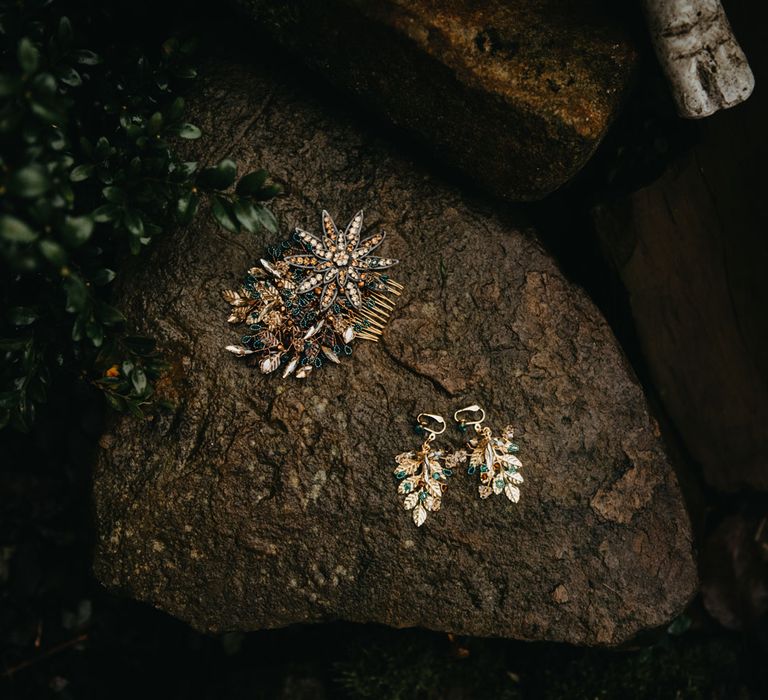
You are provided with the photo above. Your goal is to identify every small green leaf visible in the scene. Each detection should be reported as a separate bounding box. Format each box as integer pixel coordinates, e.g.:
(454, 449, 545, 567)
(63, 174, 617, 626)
(254, 183, 284, 201)
(254, 205, 278, 234)
(232, 199, 259, 233)
(97, 302, 125, 326)
(94, 136, 111, 160)
(71, 316, 84, 341)
(49, 128, 67, 151)
(63, 215, 94, 247)
(58, 180, 75, 205)
(63, 274, 88, 312)
(177, 123, 201, 139)
(70, 164, 94, 182)
(173, 66, 197, 79)
(18, 38, 40, 74)
(102, 186, 126, 203)
(57, 66, 82, 87)
(123, 209, 144, 236)
(9, 165, 49, 198)
(166, 96, 185, 120)
(86, 320, 104, 347)
(147, 111, 163, 136)
(125, 399, 145, 419)
(125, 122, 142, 141)
(30, 72, 56, 97)
(8, 306, 38, 326)
(176, 191, 199, 221)
(58, 17, 74, 49)
(235, 169, 268, 196)
(0, 215, 37, 243)
(39, 239, 67, 266)
(104, 392, 126, 411)
(75, 49, 100, 65)
(92, 204, 119, 222)
(175, 161, 197, 176)
(198, 159, 237, 190)
(667, 615, 692, 636)
(30, 101, 64, 123)
(91, 268, 116, 285)
(162, 37, 180, 55)
(0, 339, 28, 353)
(211, 196, 238, 233)
(131, 367, 147, 395)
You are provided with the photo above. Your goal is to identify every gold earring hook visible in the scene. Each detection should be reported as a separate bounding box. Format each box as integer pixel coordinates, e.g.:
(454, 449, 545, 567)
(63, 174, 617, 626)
(454, 404, 486, 430)
(417, 413, 447, 439)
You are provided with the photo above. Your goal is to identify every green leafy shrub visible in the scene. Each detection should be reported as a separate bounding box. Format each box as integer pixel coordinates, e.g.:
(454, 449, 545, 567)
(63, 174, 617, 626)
(0, 0, 281, 430)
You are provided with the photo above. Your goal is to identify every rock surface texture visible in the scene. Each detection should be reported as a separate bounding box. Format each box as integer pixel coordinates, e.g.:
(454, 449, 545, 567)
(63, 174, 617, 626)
(232, 0, 636, 201)
(93, 57, 696, 645)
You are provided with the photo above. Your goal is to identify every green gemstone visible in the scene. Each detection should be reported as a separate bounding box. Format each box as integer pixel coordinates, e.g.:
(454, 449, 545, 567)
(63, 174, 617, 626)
(507, 442, 520, 453)
(419, 491, 427, 501)
(396, 470, 406, 479)
(403, 483, 412, 493)
(480, 465, 489, 473)
(467, 466, 476, 475)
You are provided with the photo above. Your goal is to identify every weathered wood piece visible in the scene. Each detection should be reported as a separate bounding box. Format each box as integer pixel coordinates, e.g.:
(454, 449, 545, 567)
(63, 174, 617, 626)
(643, 0, 754, 118)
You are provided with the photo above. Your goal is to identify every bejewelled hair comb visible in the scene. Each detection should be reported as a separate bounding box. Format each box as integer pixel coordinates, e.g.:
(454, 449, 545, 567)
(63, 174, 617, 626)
(223, 209, 403, 379)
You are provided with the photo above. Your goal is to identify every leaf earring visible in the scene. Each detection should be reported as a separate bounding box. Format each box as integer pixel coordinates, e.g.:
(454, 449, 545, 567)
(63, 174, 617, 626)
(454, 405, 524, 503)
(393, 413, 456, 527)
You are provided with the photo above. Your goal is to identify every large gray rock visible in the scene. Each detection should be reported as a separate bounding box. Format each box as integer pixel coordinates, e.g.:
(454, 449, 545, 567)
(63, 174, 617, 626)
(232, 0, 637, 201)
(93, 57, 696, 645)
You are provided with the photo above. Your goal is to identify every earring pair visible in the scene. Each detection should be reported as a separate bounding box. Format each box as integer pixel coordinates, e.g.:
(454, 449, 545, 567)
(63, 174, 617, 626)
(393, 405, 524, 527)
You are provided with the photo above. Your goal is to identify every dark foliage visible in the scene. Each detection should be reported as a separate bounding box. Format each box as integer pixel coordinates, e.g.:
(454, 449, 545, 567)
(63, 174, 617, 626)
(0, 0, 280, 429)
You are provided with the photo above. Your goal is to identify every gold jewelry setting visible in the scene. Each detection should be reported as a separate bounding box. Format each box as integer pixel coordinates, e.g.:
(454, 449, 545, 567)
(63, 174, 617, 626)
(393, 414, 465, 527)
(223, 209, 403, 379)
(454, 405, 524, 502)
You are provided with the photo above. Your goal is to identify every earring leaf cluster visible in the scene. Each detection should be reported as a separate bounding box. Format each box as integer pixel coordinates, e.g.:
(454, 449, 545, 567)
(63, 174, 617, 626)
(393, 405, 525, 528)
(454, 405, 524, 502)
(393, 414, 462, 527)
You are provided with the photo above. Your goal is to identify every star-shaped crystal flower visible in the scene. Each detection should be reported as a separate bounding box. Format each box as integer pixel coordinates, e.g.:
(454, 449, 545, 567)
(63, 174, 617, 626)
(284, 210, 398, 311)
